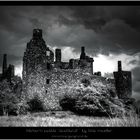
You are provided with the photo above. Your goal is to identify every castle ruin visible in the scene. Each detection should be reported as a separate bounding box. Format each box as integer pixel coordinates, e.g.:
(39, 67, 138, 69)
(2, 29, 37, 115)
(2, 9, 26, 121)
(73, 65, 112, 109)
(21, 29, 132, 109)
(22, 29, 95, 109)
(0, 28, 132, 110)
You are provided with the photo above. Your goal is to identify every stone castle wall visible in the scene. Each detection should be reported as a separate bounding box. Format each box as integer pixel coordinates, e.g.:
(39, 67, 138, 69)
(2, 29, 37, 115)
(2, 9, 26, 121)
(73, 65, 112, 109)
(24, 66, 115, 110)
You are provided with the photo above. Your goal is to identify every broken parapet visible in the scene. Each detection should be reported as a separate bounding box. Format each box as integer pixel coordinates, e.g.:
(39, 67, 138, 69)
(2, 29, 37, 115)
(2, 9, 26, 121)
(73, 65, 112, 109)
(79, 46, 94, 75)
(113, 61, 132, 99)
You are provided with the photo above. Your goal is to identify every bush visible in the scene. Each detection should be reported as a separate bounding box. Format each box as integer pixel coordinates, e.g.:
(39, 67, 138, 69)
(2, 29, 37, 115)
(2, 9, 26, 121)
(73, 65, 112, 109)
(17, 101, 29, 115)
(27, 96, 44, 112)
(60, 97, 76, 112)
(0, 80, 20, 116)
(59, 87, 128, 117)
(0, 78, 23, 116)
(81, 78, 91, 87)
(7, 105, 18, 116)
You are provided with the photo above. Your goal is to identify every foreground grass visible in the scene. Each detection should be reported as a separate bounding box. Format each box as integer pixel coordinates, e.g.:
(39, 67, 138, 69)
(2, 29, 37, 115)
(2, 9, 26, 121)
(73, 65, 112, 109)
(0, 111, 139, 127)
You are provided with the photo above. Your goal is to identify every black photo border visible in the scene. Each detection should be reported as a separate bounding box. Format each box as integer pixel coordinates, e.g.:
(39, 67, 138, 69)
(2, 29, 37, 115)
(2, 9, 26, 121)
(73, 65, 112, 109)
(0, 0, 140, 139)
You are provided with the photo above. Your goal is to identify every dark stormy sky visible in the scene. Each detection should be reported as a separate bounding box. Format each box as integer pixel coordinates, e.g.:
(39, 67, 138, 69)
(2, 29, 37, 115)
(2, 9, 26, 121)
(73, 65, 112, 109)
(0, 6, 140, 100)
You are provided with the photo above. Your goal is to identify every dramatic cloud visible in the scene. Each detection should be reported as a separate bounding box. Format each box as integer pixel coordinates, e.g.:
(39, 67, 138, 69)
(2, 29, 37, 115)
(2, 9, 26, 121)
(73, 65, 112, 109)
(0, 6, 140, 99)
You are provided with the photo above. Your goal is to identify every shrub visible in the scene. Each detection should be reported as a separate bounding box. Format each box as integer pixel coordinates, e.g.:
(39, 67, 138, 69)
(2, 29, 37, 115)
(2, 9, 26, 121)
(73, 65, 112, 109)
(0, 77, 23, 116)
(27, 96, 44, 112)
(59, 97, 76, 112)
(59, 87, 84, 112)
(17, 101, 29, 115)
(59, 86, 128, 117)
(0, 80, 20, 116)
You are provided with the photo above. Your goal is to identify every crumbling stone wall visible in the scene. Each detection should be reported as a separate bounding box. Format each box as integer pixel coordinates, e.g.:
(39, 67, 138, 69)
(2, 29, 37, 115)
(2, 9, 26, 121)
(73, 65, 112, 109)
(42, 69, 115, 110)
(24, 68, 92, 110)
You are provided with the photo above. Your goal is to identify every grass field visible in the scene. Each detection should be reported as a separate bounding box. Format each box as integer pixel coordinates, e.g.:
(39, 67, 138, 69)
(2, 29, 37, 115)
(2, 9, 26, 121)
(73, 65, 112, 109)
(0, 111, 139, 127)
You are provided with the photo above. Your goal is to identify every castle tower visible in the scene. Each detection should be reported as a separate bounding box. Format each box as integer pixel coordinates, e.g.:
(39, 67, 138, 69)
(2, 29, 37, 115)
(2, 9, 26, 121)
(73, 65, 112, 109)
(113, 61, 132, 99)
(55, 49, 61, 62)
(79, 46, 94, 75)
(80, 46, 86, 60)
(22, 29, 54, 97)
(33, 29, 42, 39)
(2, 54, 7, 76)
(118, 61, 122, 71)
(23, 29, 48, 74)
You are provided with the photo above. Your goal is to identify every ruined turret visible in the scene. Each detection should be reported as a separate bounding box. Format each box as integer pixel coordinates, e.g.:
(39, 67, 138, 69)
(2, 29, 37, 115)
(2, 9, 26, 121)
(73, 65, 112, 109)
(80, 46, 86, 60)
(23, 29, 52, 74)
(33, 29, 42, 39)
(79, 46, 94, 74)
(118, 61, 122, 72)
(55, 49, 61, 62)
(113, 61, 132, 99)
(23, 29, 47, 95)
